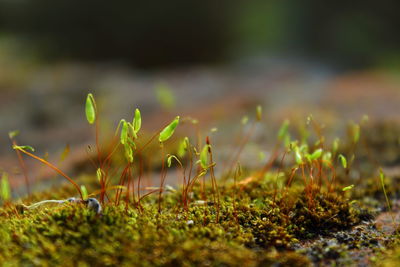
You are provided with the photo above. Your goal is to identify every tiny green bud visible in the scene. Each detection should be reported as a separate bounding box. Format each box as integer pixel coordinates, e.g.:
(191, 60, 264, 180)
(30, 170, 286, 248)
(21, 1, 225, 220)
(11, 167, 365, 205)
(8, 130, 20, 139)
(166, 154, 182, 168)
(81, 185, 88, 200)
(241, 116, 249, 125)
(278, 120, 290, 141)
(13, 145, 35, 152)
(342, 184, 354, 192)
(85, 93, 96, 124)
(120, 120, 128, 145)
(200, 145, 209, 169)
(256, 105, 262, 121)
(332, 138, 340, 154)
(133, 108, 141, 133)
(155, 83, 175, 110)
(295, 150, 303, 165)
(309, 148, 323, 161)
(1, 172, 11, 201)
(96, 168, 103, 182)
(124, 143, 133, 163)
(352, 124, 360, 143)
(159, 116, 180, 143)
(339, 154, 347, 169)
(177, 137, 188, 158)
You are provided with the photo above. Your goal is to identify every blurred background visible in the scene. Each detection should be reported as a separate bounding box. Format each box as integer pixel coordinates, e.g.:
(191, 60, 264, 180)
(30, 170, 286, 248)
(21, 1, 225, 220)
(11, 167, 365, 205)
(1, 0, 400, 194)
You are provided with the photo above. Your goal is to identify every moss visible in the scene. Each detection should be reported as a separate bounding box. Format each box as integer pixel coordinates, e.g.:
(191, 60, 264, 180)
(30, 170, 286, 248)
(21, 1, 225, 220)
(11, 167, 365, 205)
(0, 199, 307, 266)
(290, 192, 361, 238)
(3, 98, 396, 265)
(378, 243, 400, 267)
(1, 173, 368, 266)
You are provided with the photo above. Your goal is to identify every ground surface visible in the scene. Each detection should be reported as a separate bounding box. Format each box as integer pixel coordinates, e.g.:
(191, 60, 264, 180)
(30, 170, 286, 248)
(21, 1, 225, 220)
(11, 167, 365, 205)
(1, 57, 400, 266)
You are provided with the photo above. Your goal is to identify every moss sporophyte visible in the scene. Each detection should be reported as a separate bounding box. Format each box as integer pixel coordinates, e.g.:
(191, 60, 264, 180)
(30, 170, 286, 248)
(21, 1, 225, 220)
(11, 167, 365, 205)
(2, 92, 394, 266)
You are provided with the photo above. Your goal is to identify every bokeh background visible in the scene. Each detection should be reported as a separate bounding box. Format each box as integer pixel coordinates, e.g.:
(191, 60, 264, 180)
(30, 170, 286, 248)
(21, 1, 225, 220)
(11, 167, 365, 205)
(1, 0, 400, 195)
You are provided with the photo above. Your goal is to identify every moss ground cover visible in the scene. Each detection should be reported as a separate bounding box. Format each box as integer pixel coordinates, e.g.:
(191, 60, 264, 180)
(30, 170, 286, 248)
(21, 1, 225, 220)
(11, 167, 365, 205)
(1, 93, 399, 266)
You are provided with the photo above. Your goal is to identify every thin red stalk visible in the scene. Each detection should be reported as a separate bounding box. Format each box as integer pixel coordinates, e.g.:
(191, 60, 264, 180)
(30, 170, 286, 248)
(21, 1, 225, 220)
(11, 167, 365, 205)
(322, 160, 336, 192)
(207, 137, 220, 223)
(224, 121, 257, 180)
(286, 167, 299, 188)
(95, 112, 102, 167)
(158, 145, 166, 213)
(85, 146, 98, 169)
(233, 167, 238, 223)
(127, 165, 136, 209)
(273, 150, 288, 203)
(101, 141, 120, 168)
(201, 169, 207, 226)
(182, 159, 188, 211)
(115, 164, 130, 205)
(185, 145, 194, 207)
(317, 159, 323, 188)
(16, 148, 83, 199)
(135, 127, 165, 156)
(137, 154, 143, 209)
(139, 189, 159, 202)
(11, 140, 30, 195)
(131, 167, 136, 207)
(259, 143, 281, 178)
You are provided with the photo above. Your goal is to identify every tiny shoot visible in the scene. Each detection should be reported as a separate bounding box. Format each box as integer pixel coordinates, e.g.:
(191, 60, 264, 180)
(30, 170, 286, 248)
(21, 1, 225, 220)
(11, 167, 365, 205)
(1, 172, 11, 202)
(339, 154, 347, 169)
(85, 93, 96, 124)
(159, 116, 180, 143)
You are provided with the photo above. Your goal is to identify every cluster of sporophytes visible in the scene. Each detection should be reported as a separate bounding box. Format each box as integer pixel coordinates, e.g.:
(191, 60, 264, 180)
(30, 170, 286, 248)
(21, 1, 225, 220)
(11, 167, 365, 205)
(0, 93, 387, 265)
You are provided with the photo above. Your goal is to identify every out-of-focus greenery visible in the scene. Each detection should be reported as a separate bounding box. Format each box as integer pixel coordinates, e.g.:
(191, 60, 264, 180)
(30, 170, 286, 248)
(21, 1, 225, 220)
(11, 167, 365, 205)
(0, 0, 399, 68)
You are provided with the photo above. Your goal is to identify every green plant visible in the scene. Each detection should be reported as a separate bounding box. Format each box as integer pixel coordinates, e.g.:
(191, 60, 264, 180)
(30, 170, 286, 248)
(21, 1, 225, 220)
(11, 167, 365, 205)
(158, 116, 180, 212)
(1, 172, 10, 202)
(8, 130, 30, 195)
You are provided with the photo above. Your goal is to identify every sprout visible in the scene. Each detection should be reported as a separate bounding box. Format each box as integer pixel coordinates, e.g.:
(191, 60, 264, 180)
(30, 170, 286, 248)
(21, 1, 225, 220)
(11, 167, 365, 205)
(1, 172, 10, 201)
(306, 114, 313, 125)
(339, 154, 347, 169)
(295, 150, 303, 165)
(352, 123, 360, 143)
(13, 145, 35, 152)
(128, 123, 138, 140)
(177, 137, 189, 158)
(278, 120, 290, 141)
(120, 120, 128, 145)
(200, 145, 209, 169)
(124, 143, 134, 163)
(85, 93, 96, 124)
(155, 83, 175, 110)
(241, 116, 249, 125)
(8, 130, 19, 139)
(133, 108, 141, 133)
(342, 185, 354, 192)
(283, 133, 291, 149)
(256, 105, 262, 121)
(379, 168, 392, 213)
(322, 151, 332, 164)
(167, 154, 182, 168)
(96, 168, 103, 182)
(60, 143, 70, 162)
(361, 115, 369, 125)
(312, 148, 323, 159)
(81, 185, 88, 200)
(308, 148, 323, 161)
(159, 116, 180, 143)
(332, 138, 340, 154)
(167, 156, 173, 168)
(258, 151, 266, 162)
